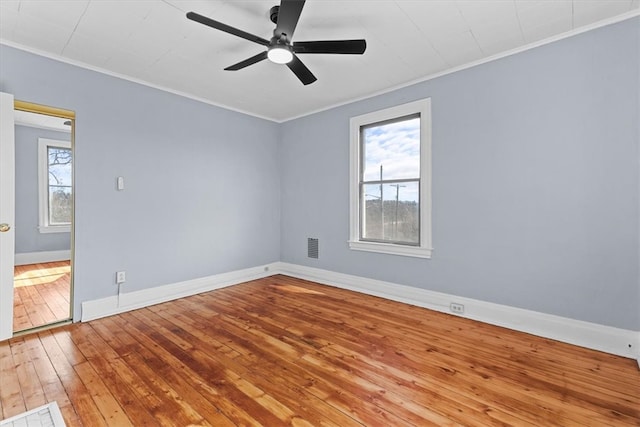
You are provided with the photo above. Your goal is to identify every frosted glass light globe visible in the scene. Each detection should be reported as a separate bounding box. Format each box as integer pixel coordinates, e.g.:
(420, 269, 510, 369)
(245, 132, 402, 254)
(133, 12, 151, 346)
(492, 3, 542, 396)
(268, 47, 293, 64)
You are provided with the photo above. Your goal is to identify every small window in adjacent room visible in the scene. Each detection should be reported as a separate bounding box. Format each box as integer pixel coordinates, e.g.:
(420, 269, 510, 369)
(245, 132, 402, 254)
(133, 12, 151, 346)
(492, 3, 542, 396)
(38, 138, 72, 233)
(349, 98, 432, 258)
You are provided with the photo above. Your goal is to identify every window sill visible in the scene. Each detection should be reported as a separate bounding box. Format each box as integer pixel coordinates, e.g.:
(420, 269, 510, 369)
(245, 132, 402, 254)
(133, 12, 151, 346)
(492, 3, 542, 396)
(39, 225, 71, 234)
(348, 240, 432, 259)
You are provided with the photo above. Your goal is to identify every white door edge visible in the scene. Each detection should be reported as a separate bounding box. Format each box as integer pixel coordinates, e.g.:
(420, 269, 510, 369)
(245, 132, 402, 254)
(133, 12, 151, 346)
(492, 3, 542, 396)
(0, 92, 15, 340)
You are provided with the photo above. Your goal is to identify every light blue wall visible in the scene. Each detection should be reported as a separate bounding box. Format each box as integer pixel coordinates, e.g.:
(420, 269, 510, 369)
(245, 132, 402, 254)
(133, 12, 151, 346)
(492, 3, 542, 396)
(1, 17, 637, 331)
(14, 125, 71, 254)
(280, 17, 640, 330)
(1, 45, 281, 320)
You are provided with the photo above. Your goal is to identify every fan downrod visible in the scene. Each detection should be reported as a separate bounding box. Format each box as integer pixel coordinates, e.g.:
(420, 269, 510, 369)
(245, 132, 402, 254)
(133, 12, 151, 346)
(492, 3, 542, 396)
(269, 6, 279, 24)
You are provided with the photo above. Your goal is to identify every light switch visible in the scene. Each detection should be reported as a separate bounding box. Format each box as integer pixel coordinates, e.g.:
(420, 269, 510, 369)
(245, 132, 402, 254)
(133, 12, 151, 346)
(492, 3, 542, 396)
(117, 176, 125, 191)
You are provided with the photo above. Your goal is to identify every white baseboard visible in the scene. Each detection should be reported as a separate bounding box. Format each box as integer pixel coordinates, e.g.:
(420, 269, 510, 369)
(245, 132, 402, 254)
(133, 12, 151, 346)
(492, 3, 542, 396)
(15, 249, 71, 266)
(80, 261, 640, 361)
(274, 262, 640, 360)
(81, 263, 276, 322)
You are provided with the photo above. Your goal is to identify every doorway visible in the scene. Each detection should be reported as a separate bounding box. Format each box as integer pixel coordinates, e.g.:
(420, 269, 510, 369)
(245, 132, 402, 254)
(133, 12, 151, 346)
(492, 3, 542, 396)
(0, 97, 75, 337)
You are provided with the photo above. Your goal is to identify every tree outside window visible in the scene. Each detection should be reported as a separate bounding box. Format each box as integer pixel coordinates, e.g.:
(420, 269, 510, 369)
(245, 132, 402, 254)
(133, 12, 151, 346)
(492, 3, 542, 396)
(38, 138, 72, 233)
(47, 146, 72, 225)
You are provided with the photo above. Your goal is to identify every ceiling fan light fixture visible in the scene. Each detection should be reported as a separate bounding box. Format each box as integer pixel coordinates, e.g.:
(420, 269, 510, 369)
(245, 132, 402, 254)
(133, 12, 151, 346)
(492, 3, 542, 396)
(267, 46, 293, 64)
(186, 1, 366, 85)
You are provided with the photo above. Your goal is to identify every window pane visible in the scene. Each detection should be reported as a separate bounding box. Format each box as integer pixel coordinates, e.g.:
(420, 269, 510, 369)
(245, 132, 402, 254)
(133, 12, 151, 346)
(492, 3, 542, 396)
(48, 147, 72, 186)
(49, 186, 72, 224)
(362, 183, 383, 240)
(362, 116, 420, 182)
(362, 181, 419, 244)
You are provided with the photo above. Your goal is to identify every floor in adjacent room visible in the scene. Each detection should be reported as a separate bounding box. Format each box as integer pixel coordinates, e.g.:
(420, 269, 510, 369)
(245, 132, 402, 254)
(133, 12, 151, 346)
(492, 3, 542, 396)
(13, 261, 71, 333)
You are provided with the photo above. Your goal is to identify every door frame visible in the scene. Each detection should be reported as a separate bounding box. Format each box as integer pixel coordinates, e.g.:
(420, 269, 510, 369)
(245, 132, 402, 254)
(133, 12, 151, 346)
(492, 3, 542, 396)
(0, 95, 76, 340)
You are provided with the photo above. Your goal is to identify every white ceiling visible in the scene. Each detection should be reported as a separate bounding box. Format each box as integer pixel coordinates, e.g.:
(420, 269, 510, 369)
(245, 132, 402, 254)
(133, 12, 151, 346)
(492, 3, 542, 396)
(14, 109, 71, 133)
(1, 1, 638, 122)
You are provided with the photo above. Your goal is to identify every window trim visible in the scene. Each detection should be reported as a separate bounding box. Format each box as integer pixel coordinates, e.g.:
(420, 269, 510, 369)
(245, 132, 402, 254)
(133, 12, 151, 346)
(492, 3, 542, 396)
(38, 138, 71, 234)
(349, 98, 432, 258)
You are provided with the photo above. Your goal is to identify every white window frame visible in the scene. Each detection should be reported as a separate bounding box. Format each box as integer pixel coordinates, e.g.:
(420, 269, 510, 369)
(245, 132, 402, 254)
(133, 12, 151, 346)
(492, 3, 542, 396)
(38, 138, 71, 233)
(349, 98, 433, 258)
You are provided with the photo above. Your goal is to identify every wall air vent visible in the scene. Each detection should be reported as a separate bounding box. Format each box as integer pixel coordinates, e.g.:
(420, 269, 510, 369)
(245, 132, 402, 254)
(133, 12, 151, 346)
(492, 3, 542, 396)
(307, 238, 319, 259)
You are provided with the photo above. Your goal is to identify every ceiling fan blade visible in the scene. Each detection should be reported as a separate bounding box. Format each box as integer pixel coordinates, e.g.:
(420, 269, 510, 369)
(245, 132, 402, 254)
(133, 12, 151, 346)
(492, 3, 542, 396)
(186, 11, 270, 46)
(224, 51, 268, 71)
(286, 55, 316, 85)
(275, 0, 306, 41)
(293, 39, 367, 54)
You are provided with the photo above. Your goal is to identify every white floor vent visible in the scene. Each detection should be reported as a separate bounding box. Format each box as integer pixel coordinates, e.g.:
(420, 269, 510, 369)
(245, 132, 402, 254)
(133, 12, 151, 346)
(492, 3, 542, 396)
(1, 402, 66, 427)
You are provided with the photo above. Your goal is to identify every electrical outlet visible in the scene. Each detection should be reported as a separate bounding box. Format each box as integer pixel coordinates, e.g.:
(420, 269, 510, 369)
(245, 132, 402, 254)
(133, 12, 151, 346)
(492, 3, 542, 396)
(116, 271, 126, 284)
(450, 303, 464, 314)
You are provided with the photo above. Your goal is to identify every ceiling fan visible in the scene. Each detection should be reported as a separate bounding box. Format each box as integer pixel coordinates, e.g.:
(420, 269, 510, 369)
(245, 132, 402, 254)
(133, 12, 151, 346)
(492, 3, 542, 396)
(186, 0, 367, 85)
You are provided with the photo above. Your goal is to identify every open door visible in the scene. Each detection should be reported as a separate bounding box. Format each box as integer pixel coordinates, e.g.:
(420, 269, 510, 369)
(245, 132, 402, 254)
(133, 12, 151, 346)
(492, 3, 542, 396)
(0, 94, 75, 340)
(0, 92, 16, 340)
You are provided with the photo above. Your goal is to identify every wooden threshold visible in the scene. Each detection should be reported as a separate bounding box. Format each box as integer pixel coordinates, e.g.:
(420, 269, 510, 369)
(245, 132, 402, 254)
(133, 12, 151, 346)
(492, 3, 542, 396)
(1, 275, 638, 426)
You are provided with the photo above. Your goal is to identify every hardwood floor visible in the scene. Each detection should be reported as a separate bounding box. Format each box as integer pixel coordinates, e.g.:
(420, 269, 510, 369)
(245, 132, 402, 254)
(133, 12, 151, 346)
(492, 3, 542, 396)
(13, 261, 71, 332)
(1, 275, 638, 426)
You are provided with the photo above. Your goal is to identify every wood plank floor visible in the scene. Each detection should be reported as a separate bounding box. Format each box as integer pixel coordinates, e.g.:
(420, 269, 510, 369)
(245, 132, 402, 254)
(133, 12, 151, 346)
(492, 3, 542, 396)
(1, 275, 638, 426)
(13, 261, 71, 332)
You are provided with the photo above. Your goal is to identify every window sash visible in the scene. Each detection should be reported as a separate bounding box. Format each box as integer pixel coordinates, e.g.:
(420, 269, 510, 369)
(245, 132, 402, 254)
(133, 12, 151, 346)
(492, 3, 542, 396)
(47, 145, 72, 226)
(359, 178, 420, 246)
(47, 184, 72, 225)
(358, 114, 421, 246)
(38, 138, 72, 233)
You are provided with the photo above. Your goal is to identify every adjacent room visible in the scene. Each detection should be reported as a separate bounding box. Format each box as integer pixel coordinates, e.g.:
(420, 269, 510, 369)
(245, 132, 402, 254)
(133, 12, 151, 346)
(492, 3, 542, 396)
(0, 1, 638, 426)
(11, 109, 73, 333)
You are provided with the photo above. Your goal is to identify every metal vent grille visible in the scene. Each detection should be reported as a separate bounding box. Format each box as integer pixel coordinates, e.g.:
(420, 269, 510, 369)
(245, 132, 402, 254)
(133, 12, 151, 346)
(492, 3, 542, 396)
(307, 238, 319, 259)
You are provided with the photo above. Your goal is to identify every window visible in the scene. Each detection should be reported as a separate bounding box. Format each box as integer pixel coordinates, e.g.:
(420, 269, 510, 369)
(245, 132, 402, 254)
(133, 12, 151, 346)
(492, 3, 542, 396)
(349, 98, 432, 258)
(38, 138, 72, 233)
